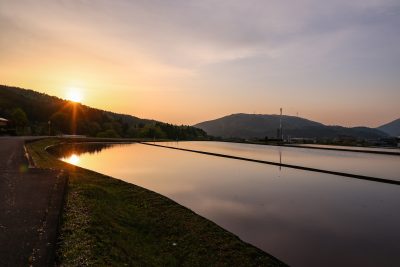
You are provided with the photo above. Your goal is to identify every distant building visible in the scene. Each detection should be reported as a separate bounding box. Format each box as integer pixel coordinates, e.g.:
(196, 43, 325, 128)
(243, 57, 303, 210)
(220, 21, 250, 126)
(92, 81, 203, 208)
(0, 117, 15, 135)
(0, 118, 9, 127)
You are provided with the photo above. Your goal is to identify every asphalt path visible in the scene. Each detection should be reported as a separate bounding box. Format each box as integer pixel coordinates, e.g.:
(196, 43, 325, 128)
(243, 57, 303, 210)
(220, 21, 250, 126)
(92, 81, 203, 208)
(0, 137, 67, 267)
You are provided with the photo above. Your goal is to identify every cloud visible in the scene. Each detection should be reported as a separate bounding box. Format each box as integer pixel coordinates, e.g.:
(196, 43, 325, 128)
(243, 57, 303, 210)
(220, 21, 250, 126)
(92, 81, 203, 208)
(0, 0, 399, 125)
(1, 0, 399, 70)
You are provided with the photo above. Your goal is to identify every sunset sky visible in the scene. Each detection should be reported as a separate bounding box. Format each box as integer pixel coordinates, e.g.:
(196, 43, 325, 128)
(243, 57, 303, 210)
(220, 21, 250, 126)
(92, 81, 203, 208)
(1, 0, 399, 127)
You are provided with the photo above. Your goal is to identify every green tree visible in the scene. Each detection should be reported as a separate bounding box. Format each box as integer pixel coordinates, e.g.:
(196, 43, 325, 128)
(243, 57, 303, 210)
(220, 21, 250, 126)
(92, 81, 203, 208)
(87, 122, 102, 136)
(12, 108, 28, 127)
(96, 129, 120, 138)
(127, 126, 139, 138)
(50, 112, 70, 134)
(138, 125, 166, 139)
(12, 108, 29, 135)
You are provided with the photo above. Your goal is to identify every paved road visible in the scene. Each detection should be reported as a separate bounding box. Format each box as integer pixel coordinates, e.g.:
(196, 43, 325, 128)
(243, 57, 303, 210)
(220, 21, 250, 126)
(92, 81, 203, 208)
(0, 137, 67, 267)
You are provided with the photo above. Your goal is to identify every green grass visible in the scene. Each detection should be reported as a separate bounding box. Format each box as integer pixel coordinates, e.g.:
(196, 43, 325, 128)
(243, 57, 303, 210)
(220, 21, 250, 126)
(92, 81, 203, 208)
(27, 138, 287, 267)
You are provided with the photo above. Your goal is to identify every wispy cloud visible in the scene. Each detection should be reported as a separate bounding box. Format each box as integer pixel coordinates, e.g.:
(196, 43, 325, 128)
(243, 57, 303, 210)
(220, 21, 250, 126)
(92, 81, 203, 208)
(0, 0, 399, 126)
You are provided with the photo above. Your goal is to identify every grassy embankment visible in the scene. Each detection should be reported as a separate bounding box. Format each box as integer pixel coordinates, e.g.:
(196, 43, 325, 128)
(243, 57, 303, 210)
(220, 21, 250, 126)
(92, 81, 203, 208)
(26, 138, 287, 267)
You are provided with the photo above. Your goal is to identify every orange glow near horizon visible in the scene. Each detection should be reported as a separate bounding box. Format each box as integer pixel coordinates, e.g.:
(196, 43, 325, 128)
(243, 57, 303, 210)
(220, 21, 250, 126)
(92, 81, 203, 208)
(66, 88, 83, 103)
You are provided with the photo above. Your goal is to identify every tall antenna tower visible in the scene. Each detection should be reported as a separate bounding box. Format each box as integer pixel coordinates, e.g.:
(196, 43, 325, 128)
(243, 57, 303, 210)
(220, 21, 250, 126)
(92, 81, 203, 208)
(280, 108, 283, 140)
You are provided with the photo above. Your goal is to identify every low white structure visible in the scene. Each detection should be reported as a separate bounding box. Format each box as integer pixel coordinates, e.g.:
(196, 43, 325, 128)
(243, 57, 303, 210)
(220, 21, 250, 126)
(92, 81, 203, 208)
(0, 118, 9, 127)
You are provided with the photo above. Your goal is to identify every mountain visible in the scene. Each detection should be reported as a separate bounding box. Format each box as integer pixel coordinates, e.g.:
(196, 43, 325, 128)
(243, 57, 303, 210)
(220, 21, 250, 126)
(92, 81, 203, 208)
(377, 118, 400, 137)
(194, 113, 388, 140)
(0, 85, 206, 139)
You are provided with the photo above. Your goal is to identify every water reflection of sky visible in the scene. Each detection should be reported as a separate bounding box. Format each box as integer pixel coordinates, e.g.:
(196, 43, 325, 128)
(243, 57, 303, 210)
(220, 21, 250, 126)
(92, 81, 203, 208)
(158, 141, 400, 181)
(293, 143, 400, 153)
(59, 142, 400, 267)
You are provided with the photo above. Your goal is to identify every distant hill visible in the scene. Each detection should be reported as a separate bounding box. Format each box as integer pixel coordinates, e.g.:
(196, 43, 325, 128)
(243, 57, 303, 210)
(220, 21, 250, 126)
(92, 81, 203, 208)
(377, 118, 400, 137)
(0, 85, 206, 139)
(194, 113, 388, 140)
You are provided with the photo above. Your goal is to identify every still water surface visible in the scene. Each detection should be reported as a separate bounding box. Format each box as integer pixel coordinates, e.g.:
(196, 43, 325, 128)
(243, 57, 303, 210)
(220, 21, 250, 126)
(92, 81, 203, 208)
(157, 141, 400, 181)
(59, 142, 400, 267)
(292, 143, 400, 153)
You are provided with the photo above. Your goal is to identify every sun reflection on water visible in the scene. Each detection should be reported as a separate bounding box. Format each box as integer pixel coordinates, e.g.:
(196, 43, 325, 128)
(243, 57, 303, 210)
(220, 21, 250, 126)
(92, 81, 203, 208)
(63, 154, 80, 165)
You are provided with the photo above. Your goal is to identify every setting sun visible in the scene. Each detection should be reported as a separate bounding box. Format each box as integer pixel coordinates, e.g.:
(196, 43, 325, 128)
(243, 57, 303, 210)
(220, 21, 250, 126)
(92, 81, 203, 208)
(66, 88, 83, 103)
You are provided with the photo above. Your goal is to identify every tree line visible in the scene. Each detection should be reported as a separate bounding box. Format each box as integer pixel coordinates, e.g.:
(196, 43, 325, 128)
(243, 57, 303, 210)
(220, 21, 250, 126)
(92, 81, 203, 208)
(0, 85, 207, 139)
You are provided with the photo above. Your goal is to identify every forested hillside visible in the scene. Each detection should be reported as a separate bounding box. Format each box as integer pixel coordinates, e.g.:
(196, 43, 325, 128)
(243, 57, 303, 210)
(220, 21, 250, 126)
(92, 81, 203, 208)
(378, 118, 400, 137)
(195, 113, 388, 140)
(0, 85, 207, 139)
